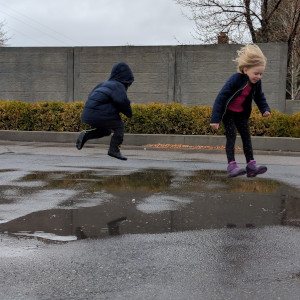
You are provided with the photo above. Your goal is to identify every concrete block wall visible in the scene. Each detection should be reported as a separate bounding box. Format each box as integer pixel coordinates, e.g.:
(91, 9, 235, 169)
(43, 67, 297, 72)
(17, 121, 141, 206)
(286, 100, 300, 114)
(175, 43, 288, 112)
(74, 46, 176, 104)
(0, 43, 291, 112)
(0, 47, 74, 103)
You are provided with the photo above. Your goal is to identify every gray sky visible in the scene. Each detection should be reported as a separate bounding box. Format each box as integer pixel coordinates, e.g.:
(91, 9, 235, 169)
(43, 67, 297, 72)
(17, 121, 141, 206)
(0, 0, 198, 47)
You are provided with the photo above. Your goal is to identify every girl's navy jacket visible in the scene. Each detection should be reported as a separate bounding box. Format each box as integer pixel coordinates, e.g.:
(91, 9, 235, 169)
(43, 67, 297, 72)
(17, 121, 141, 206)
(210, 73, 271, 124)
(82, 62, 134, 125)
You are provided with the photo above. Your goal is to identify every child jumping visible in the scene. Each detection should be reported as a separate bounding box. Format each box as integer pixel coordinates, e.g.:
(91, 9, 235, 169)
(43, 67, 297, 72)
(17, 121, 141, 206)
(210, 44, 271, 177)
(76, 62, 134, 160)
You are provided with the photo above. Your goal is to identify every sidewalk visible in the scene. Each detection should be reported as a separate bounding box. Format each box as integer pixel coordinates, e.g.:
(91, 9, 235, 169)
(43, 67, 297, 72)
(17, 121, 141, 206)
(0, 130, 299, 152)
(1, 140, 299, 170)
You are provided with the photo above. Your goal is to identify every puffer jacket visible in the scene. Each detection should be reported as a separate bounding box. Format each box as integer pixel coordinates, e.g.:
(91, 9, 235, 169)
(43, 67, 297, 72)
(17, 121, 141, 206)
(210, 73, 271, 124)
(81, 62, 134, 125)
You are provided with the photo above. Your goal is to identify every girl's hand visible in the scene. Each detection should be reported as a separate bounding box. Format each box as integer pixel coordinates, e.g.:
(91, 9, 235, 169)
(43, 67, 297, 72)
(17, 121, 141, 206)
(210, 123, 219, 130)
(263, 111, 271, 117)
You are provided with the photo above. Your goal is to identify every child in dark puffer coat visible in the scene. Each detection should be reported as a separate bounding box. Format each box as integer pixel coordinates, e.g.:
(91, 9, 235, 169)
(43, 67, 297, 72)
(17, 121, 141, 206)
(76, 62, 134, 160)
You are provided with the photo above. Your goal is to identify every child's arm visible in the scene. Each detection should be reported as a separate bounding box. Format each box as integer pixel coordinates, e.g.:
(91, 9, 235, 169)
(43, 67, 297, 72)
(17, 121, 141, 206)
(253, 81, 271, 116)
(110, 83, 132, 118)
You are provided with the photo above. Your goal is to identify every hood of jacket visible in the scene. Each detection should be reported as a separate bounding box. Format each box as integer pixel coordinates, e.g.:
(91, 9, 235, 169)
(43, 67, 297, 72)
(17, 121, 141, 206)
(108, 62, 134, 84)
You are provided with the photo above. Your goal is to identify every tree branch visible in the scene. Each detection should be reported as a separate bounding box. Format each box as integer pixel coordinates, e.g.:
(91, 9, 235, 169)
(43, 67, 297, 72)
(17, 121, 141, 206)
(244, 0, 257, 42)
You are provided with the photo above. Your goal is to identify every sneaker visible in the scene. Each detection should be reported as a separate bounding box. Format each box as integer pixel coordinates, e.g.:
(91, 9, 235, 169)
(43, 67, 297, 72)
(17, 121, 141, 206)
(227, 161, 246, 177)
(246, 160, 267, 177)
(76, 130, 87, 150)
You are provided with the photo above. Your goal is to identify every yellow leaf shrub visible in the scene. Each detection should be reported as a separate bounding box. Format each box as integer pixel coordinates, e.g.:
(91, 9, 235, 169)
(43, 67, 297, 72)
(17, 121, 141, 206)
(0, 100, 298, 137)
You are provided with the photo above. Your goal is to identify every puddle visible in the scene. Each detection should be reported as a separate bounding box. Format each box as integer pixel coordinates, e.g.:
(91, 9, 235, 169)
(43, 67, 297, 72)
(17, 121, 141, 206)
(0, 169, 299, 243)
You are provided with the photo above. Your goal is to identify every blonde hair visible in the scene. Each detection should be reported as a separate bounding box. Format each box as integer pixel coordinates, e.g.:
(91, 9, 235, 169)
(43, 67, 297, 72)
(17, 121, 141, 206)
(235, 44, 267, 73)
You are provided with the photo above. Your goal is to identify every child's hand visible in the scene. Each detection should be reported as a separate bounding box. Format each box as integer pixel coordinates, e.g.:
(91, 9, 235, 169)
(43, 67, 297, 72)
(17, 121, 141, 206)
(263, 111, 271, 117)
(210, 123, 219, 130)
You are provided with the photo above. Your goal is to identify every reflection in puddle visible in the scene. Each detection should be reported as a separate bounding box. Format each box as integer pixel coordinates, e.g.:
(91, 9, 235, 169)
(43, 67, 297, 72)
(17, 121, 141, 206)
(0, 169, 299, 243)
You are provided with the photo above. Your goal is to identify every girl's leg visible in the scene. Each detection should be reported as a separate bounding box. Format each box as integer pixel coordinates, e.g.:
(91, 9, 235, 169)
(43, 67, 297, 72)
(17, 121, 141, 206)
(234, 113, 267, 177)
(223, 111, 246, 177)
(223, 111, 237, 163)
(234, 113, 254, 163)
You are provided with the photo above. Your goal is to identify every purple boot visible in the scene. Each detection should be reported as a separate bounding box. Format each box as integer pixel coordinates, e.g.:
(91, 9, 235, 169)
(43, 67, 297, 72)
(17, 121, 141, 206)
(227, 161, 246, 178)
(246, 160, 267, 177)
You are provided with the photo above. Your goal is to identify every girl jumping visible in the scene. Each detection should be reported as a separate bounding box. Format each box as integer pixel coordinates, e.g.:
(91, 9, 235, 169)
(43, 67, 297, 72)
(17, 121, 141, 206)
(210, 44, 271, 177)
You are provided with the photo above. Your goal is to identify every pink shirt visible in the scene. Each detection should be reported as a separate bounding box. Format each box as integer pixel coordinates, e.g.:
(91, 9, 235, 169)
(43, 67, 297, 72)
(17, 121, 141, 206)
(227, 85, 252, 112)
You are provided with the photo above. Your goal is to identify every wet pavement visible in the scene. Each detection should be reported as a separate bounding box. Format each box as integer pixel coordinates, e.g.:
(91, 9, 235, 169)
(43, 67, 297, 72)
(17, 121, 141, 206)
(0, 141, 300, 299)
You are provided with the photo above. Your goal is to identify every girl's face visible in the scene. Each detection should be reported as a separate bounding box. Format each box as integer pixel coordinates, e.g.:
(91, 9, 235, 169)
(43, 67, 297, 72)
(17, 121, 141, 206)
(243, 65, 265, 84)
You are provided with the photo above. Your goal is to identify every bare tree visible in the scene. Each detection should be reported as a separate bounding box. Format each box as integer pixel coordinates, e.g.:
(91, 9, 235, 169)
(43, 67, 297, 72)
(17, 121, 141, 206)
(269, 0, 300, 99)
(0, 20, 9, 46)
(175, 0, 300, 100)
(287, 43, 300, 100)
(174, 0, 285, 43)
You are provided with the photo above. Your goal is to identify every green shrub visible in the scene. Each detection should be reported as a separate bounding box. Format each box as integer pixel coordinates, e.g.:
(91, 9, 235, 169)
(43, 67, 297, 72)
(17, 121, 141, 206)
(123, 103, 225, 135)
(248, 107, 297, 137)
(290, 111, 300, 138)
(0, 100, 87, 132)
(0, 100, 298, 137)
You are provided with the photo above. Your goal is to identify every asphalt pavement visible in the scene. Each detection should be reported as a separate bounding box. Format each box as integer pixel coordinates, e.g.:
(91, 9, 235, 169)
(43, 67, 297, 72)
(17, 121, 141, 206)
(0, 140, 300, 300)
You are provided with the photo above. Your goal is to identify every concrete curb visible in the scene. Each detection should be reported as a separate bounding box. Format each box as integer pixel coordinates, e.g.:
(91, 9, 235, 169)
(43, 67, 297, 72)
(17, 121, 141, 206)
(0, 130, 299, 152)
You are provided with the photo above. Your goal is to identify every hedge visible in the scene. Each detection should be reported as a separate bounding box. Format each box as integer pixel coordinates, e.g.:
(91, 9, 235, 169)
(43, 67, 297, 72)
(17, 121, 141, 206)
(0, 100, 299, 138)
